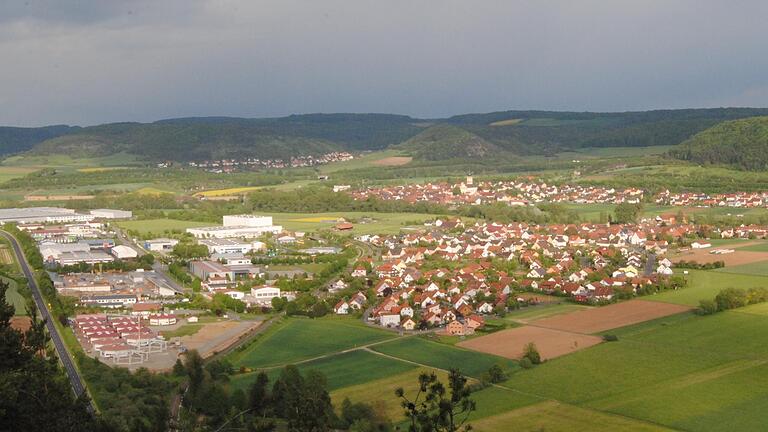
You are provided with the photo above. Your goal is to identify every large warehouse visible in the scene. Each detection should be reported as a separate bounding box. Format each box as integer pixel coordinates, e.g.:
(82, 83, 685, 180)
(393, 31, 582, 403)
(0, 207, 94, 224)
(186, 214, 282, 239)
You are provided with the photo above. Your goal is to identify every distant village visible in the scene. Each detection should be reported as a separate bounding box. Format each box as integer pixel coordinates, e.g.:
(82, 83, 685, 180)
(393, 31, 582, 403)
(157, 151, 354, 172)
(348, 176, 768, 209)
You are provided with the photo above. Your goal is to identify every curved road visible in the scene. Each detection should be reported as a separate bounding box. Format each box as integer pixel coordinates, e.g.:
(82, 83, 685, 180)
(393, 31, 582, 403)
(1, 230, 92, 410)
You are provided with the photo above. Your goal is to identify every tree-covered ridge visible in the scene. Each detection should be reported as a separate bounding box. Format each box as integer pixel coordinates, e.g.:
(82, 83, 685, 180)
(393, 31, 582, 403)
(394, 124, 500, 160)
(669, 116, 768, 171)
(6, 107, 768, 162)
(0, 124, 76, 155)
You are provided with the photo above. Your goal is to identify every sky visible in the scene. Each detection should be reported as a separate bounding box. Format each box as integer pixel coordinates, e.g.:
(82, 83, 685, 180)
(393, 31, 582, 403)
(1, 0, 767, 126)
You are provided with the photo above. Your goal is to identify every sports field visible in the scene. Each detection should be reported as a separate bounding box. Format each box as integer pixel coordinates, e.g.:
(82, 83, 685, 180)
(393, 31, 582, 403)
(229, 317, 396, 368)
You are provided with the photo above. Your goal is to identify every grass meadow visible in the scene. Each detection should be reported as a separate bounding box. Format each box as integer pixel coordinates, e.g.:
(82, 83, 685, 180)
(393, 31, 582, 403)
(371, 336, 518, 379)
(228, 317, 395, 369)
(649, 269, 768, 306)
(500, 309, 768, 431)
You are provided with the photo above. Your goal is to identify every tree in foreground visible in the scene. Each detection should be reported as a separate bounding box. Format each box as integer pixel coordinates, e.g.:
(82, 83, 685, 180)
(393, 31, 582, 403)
(0, 280, 113, 431)
(396, 369, 476, 432)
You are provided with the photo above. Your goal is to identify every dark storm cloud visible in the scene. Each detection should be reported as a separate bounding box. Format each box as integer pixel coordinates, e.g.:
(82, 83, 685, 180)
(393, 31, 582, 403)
(0, 0, 766, 126)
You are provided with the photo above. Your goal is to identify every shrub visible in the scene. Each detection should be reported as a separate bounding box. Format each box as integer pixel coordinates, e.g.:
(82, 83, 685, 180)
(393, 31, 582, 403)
(603, 334, 619, 342)
(715, 287, 749, 311)
(522, 342, 541, 365)
(519, 357, 533, 369)
(696, 299, 719, 315)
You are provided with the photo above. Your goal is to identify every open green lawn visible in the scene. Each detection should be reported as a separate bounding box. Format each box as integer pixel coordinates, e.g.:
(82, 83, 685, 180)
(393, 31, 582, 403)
(229, 317, 396, 369)
(649, 269, 768, 306)
(231, 349, 417, 393)
(2, 276, 26, 315)
(503, 303, 592, 322)
(116, 219, 213, 235)
(471, 401, 673, 432)
(734, 241, 768, 252)
(371, 336, 518, 379)
(501, 310, 768, 432)
(2, 152, 142, 171)
(715, 260, 768, 276)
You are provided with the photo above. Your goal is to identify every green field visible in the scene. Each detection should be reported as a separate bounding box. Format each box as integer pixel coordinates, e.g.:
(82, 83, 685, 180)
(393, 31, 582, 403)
(2, 152, 142, 172)
(229, 317, 396, 369)
(715, 260, 768, 276)
(231, 349, 417, 393)
(500, 310, 768, 431)
(471, 401, 673, 432)
(261, 211, 440, 235)
(116, 219, 213, 235)
(503, 303, 592, 322)
(649, 269, 768, 306)
(2, 276, 26, 315)
(371, 336, 518, 379)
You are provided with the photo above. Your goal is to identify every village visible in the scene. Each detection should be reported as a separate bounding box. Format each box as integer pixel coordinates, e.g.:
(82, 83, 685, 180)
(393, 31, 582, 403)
(342, 214, 768, 336)
(348, 176, 768, 209)
(165, 151, 354, 172)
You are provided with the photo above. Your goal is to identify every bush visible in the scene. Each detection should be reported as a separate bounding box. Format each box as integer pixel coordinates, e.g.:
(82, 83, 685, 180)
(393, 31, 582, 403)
(603, 334, 619, 342)
(696, 299, 719, 315)
(715, 287, 749, 311)
(522, 342, 541, 365)
(519, 357, 534, 369)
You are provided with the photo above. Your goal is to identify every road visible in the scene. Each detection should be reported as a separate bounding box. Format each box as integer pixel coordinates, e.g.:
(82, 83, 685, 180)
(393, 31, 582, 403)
(1, 230, 93, 410)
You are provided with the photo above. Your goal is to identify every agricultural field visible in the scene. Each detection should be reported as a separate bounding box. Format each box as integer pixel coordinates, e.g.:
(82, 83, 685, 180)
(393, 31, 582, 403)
(0, 166, 39, 183)
(650, 269, 768, 306)
(231, 349, 417, 393)
(318, 150, 410, 173)
(194, 186, 263, 197)
(500, 310, 768, 432)
(371, 336, 518, 379)
(503, 303, 592, 323)
(714, 260, 768, 276)
(458, 326, 604, 361)
(528, 299, 691, 334)
(471, 401, 673, 432)
(1, 152, 143, 172)
(260, 211, 441, 235)
(228, 317, 396, 369)
(116, 219, 213, 235)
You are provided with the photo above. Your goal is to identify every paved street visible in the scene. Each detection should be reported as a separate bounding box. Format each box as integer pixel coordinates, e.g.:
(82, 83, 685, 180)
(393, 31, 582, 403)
(1, 230, 93, 411)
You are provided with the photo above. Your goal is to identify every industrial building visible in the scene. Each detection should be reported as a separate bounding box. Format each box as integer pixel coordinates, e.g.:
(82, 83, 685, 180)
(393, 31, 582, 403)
(144, 238, 179, 252)
(186, 214, 282, 239)
(89, 209, 133, 219)
(0, 207, 94, 224)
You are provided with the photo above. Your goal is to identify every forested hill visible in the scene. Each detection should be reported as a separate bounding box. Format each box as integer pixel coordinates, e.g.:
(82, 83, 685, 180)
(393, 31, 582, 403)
(4, 108, 768, 162)
(669, 116, 768, 171)
(0, 125, 78, 155)
(394, 124, 499, 160)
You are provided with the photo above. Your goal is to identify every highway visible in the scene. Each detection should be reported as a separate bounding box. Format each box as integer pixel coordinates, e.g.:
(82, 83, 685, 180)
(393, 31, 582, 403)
(1, 230, 93, 410)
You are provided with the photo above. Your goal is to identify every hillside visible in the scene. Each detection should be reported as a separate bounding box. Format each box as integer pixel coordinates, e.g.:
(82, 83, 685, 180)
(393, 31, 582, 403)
(669, 116, 768, 171)
(0, 125, 77, 155)
(28, 115, 424, 161)
(6, 108, 768, 162)
(394, 124, 501, 160)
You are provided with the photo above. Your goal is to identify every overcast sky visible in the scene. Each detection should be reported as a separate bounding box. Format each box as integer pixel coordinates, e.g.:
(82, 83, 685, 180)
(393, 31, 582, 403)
(1, 0, 767, 126)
